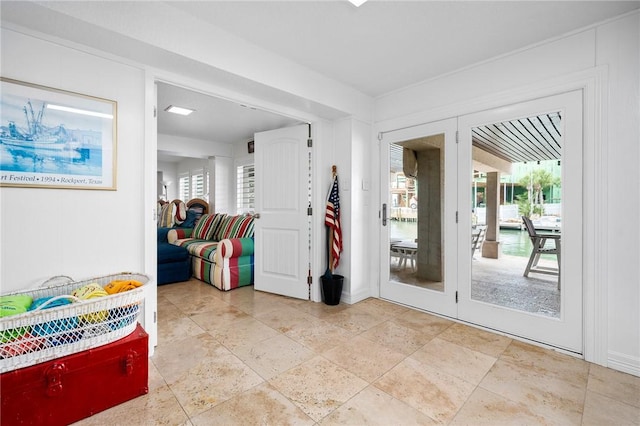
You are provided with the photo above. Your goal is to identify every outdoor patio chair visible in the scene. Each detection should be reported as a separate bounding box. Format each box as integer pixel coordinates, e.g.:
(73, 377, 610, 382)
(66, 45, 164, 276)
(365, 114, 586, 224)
(472, 226, 486, 259)
(390, 241, 417, 271)
(522, 216, 561, 289)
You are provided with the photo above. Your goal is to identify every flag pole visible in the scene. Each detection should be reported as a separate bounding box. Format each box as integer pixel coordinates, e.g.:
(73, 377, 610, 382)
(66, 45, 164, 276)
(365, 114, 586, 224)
(329, 165, 337, 273)
(323, 165, 338, 279)
(322, 165, 344, 305)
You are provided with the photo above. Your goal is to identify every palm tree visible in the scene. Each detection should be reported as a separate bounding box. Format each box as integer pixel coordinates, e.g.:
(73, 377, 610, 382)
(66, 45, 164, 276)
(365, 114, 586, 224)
(517, 168, 560, 217)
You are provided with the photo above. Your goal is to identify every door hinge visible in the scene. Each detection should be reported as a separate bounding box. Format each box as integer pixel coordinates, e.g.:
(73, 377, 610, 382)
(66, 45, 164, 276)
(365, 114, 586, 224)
(455, 130, 459, 144)
(307, 138, 313, 148)
(456, 211, 459, 223)
(455, 291, 458, 303)
(307, 206, 313, 216)
(154, 311, 157, 323)
(154, 106, 157, 118)
(307, 274, 312, 285)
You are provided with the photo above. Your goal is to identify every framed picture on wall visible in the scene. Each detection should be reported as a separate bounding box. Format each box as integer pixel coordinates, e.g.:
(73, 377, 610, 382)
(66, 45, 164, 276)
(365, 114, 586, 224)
(0, 77, 117, 190)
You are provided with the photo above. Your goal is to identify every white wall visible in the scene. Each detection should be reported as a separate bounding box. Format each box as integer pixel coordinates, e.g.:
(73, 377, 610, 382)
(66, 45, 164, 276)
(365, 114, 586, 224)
(0, 28, 146, 291)
(332, 119, 352, 299)
(215, 156, 234, 215)
(328, 117, 374, 304)
(157, 161, 177, 200)
(373, 12, 640, 375)
(350, 119, 373, 303)
(375, 29, 596, 122)
(351, 119, 374, 303)
(595, 13, 640, 374)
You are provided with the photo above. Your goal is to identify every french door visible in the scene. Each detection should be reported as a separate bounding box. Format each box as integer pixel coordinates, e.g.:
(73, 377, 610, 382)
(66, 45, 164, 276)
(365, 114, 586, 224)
(457, 91, 583, 353)
(380, 91, 583, 353)
(379, 118, 458, 317)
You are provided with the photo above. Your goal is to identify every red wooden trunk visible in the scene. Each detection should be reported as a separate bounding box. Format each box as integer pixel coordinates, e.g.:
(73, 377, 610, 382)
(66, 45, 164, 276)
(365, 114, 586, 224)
(1, 324, 148, 426)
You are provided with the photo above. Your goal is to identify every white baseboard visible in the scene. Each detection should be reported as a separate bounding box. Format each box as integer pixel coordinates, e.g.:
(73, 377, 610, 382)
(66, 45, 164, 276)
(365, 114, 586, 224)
(608, 351, 640, 377)
(340, 287, 370, 305)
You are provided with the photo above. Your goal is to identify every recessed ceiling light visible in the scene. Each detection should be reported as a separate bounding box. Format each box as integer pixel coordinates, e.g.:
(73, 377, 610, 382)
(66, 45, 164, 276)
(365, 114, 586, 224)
(164, 105, 195, 116)
(348, 0, 368, 6)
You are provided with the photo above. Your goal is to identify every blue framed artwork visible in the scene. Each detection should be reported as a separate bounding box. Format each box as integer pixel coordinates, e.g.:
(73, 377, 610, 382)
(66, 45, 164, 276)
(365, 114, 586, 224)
(0, 78, 117, 190)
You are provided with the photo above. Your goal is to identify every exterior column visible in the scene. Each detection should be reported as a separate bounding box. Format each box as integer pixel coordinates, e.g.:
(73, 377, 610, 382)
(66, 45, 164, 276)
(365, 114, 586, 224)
(416, 148, 442, 281)
(482, 171, 501, 258)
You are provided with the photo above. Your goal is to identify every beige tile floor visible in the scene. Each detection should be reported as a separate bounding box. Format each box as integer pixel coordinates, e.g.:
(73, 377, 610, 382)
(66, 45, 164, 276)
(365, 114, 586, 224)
(75, 279, 640, 425)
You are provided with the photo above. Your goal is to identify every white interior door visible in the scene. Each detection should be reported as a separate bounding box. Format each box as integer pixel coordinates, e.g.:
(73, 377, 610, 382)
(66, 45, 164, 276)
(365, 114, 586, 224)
(254, 124, 310, 299)
(379, 118, 458, 317)
(457, 91, 583, 353)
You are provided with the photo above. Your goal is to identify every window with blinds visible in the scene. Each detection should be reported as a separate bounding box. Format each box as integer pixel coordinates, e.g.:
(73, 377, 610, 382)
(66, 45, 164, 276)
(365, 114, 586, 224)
(237, 164, 255, 214)
(178, 175, 190, 201)
(192, 173, 205, 198)
(178, 171, 209, 202)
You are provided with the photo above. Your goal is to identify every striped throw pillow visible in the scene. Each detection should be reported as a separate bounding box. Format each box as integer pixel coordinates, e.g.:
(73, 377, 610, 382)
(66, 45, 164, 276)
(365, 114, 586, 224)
(219, 215, 255, 240)
(209, 214, 229, 241)
(174, 202, 187, 225)
(212, 215, 234, 241)
(193, 213, 228, 240)
(158, 203, 174, 228)
(192, 214, 215, 239)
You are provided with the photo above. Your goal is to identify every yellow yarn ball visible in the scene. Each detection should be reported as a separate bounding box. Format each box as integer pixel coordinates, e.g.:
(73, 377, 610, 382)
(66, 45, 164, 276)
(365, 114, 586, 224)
(73, 283, 109, 324)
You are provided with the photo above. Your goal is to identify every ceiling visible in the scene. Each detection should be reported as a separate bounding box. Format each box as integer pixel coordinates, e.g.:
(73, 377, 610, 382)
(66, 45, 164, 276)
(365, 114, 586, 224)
(2, 1, 638, 163)
(173, 1, 638, 97)
(157, 82, 302, 146)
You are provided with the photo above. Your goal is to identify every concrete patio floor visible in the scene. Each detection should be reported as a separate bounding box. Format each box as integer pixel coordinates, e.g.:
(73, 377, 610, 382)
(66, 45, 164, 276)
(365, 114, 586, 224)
(389, 253, 560, 318)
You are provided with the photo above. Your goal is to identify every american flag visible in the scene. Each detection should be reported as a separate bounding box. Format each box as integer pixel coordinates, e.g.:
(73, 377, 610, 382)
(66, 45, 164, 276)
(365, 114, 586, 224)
(325, 175, 342, 271)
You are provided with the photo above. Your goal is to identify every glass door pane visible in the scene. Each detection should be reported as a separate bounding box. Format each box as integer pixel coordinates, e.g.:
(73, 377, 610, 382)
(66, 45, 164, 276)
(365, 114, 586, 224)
(379, 118, 458, 318)
(470, 113, 563, 318)
(389, 140, 444, 292)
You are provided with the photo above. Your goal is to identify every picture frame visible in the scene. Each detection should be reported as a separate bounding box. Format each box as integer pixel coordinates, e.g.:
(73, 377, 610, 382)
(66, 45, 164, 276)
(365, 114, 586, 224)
(0, 77, 117, 190)
(247, 140, 254, 154)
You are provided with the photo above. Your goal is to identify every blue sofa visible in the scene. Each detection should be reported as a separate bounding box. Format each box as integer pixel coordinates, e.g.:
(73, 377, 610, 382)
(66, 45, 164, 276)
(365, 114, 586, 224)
(157, 228, 190, 285)
(156, 198, 208, 285)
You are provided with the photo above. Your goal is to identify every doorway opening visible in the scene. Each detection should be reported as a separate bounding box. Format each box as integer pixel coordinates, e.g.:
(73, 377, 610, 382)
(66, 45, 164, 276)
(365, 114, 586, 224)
(155, 81, 302, 214)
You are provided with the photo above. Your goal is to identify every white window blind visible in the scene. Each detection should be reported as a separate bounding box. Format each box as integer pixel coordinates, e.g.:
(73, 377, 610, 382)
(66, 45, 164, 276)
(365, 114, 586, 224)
(237, 164, 255, 214)
(178, 170, 209, 202)
(192, 173, 205, 198)
(178, 174, 190, 201)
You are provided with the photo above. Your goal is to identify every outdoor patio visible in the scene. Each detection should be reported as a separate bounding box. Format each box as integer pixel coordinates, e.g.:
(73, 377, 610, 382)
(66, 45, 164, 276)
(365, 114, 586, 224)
(390, 250, 560, 318)
(470, 254, 560, 318)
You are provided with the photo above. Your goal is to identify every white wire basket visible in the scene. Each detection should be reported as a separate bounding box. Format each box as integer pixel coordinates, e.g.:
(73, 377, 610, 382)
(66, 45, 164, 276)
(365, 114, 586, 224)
(0, 272, 148, 373)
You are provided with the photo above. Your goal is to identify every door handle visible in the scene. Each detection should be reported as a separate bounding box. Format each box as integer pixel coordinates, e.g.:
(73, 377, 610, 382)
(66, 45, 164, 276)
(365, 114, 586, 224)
(253, 213, 261, 219)
(382, 203, 387, 226)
